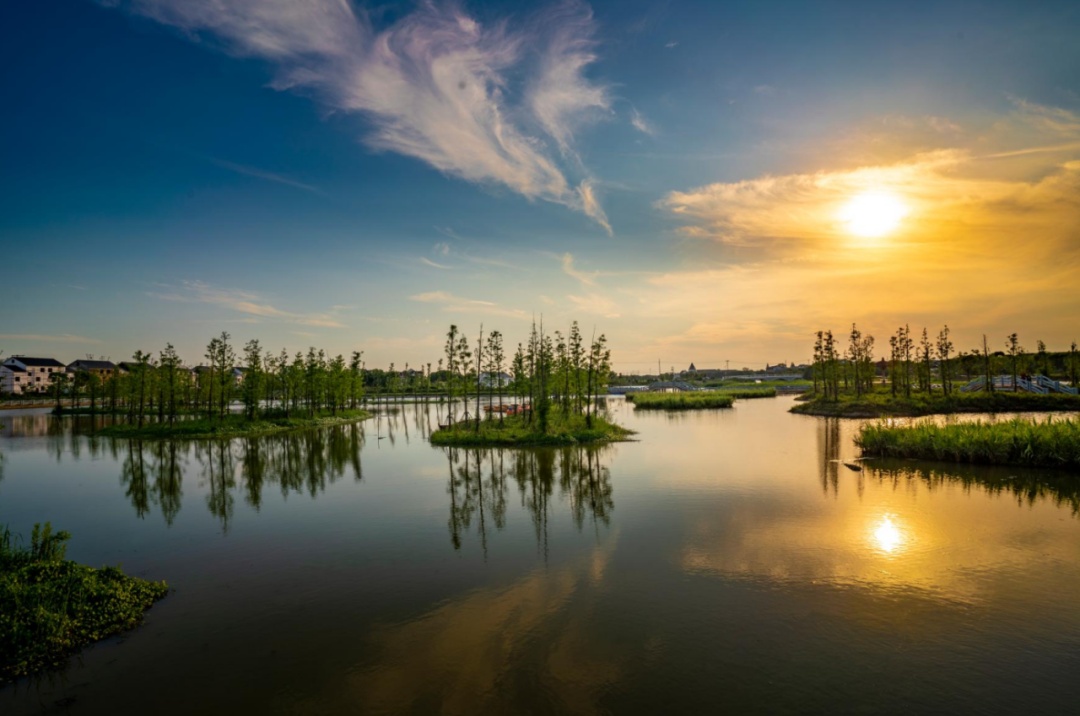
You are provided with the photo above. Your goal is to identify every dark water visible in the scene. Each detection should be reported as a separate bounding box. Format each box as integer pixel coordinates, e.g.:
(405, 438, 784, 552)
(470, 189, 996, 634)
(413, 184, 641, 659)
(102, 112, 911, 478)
(2, 398, 1080, 714)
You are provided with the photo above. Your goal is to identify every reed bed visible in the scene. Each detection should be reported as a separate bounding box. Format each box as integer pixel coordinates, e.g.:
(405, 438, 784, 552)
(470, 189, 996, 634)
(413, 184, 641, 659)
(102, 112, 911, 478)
(711, 387, 777, 399)
(856, 417, 1080, 468)
(627, 392, 735, 410)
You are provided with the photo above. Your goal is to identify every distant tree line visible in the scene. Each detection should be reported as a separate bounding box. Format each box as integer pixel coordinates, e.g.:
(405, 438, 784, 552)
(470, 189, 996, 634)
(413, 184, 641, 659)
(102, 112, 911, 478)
(811, 324, 1080, 400)
(56, 321, 614, 430)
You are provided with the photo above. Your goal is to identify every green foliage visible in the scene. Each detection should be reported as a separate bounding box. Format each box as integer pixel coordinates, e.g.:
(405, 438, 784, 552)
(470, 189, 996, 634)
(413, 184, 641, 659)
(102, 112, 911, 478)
(627, 392, 735, 409)
(792, 388, 1080, 417)
(856, 417, 1080, 469)
(707, 387, 777, 399)
(94, 409, 371, 440)
(1, 523, 169, 683)
(431, 411, 632, 447)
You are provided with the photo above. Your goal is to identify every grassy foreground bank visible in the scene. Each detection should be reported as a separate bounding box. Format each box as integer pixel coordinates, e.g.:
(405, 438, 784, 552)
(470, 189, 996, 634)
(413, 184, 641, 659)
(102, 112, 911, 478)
(792, 390, 1080, 418)
(856, 417, 1080, 469)
(431, 413, 633, 447)
(94, 409, 372, 440)
(627, 392, 735, 409)
(1, 524, 168, 684)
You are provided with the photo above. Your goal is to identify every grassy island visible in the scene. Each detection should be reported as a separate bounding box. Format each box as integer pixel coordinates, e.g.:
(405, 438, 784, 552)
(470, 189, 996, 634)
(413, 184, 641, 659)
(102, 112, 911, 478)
(856, 417, 1080, 469)
(94, 409, 372, 440)
(711, 387, 777, 399)
(1, 523, 168, 684)
(791, 390, 1080, 418)
(431, 413, 632, 447)
(627, 392, 735, 409)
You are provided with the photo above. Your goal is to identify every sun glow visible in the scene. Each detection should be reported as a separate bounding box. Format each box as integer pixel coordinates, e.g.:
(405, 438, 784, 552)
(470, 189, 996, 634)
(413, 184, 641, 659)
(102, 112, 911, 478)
(872, 515, 906, 554)
(840, 191, 908, 238)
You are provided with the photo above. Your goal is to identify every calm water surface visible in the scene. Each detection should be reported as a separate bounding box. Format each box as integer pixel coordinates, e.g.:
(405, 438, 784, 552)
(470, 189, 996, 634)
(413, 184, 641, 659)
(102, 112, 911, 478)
(2, 397, 1080, 714)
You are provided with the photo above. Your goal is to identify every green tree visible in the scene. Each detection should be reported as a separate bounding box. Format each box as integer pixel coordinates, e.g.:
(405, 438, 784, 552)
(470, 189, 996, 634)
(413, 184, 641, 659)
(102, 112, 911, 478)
(486, 330, 505, 423)
(1005, 333, 1023, 391)
(935, 325, 953, 395)
(159, 343, 180, 425)
(242, 339, 263, 420)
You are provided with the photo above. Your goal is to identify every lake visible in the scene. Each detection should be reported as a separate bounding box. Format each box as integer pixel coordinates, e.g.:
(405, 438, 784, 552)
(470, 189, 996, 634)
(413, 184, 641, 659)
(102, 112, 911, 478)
(3, 396, 1080, 714)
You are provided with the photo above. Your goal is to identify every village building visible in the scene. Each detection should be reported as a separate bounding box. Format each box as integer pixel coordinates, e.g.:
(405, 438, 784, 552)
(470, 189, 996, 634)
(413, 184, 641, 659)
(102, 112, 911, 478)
(66, 359, 118, 382)
(1, 356, 66, 394)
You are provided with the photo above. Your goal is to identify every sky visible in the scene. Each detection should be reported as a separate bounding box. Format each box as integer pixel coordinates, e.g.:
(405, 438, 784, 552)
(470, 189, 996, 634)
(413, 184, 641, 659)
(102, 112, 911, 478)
(2, 0, 1079, 373)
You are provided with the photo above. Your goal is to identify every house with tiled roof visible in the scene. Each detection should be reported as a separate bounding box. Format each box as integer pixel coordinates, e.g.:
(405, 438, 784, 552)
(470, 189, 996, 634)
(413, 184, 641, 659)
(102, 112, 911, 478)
(2, 356, 66, 394)
(67, 359, 118, 382)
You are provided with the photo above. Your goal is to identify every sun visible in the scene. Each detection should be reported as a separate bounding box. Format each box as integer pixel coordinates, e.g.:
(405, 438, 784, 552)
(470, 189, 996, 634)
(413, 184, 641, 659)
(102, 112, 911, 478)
(840, 191, 908, 238)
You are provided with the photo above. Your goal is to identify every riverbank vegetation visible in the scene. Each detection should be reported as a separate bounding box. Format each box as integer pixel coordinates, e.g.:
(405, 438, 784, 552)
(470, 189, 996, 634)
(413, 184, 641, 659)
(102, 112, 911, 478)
(627, 392, 736, 409)
(94, 409, 371, 440)
(709, 387, 777, 399)
(797, 322, 1080, 416)
(856, 417, 1080, 469)
(1, 523, 168, 684)
(431, 413, 632, 446)
(792, 389, 1080, 417)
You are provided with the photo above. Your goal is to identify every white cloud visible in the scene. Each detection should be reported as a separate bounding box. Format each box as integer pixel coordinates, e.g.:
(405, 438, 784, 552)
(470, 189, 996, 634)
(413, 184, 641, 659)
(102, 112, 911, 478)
(148, 280, 345, 327)
(560, 253, 598, 286)
(114, 0, 612, 229)
(409, 290, 528, 320)
(419, 257, 453, 270)
(629, 108, 655, 136)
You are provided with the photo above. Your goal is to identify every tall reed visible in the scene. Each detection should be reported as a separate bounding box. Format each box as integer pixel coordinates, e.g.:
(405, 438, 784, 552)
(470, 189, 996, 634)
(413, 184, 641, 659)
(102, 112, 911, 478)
(856, 417, 1080, 468)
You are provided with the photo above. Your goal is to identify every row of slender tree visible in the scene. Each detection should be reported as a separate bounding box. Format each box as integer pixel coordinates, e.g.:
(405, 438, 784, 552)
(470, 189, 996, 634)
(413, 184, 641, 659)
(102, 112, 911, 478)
(443, 319, 612, 433)
(57, 320, 613, 430)
(812, 324, 1080, 399)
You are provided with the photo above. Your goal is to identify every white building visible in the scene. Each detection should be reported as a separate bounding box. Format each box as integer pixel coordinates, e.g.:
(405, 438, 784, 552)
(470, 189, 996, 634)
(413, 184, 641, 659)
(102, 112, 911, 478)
(1, 356, 66, 394)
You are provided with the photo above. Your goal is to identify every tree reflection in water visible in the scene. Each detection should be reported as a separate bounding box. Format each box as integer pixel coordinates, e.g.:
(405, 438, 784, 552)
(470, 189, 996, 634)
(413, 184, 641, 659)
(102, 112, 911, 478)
(868, 460, 1080, 518)
(445, 445, 615, 556)
(111, 425, 367, 529)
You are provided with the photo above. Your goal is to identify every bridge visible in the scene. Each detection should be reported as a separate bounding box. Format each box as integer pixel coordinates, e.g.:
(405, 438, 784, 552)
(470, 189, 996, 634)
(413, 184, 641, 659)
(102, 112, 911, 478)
(607, 381, 700, 394)
(959, 374, 1078, 395)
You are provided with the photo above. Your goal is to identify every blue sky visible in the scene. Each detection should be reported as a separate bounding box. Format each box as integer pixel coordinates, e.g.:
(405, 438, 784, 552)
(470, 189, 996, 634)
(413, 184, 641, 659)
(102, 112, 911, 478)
(3, 0, 1079, 371)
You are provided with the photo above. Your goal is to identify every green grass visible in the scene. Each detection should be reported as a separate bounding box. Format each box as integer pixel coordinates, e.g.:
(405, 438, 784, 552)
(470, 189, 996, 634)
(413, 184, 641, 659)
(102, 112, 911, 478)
(93, 409, 372, 440)
(627, 392, 735, 409)
(791, 388, 1080, 417)
(856, 417, 1080, 469)
(1, 523, 168, 684)
(709, 387, 777, 399)
(430, 412, 633, 447)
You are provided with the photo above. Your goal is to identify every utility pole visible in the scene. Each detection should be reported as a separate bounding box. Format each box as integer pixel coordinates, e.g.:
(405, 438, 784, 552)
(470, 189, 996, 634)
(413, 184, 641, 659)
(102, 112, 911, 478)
(657, 358, 661, 379)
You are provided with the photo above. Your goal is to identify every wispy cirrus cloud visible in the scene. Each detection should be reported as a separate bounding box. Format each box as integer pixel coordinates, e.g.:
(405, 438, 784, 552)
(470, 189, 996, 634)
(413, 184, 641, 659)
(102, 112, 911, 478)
(629, 108, 655, 136)
(109, 0, 613, 231)
(560, 253, 597, 286)
(410, 290, 528, 320)
(209, 158, 322, 193)
(148, 280, 345, 328)
(419, 257, 453, 270)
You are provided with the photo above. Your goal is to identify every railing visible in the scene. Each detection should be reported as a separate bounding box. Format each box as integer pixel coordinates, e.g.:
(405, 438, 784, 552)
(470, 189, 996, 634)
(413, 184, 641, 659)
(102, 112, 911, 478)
(1035, 374, 1079, 395)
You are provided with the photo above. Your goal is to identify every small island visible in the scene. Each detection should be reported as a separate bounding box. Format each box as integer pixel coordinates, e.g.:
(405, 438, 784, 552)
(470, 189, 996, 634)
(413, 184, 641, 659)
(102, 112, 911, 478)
(793, 324, 1080, 417)
(792, 390, 1080, 418)
(431, 411, 632, 447)
(627, 391, 735, 409)
(93, 409, 372, 440)
(428, 322, 634, 447)
(1, 523, 168, 684)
